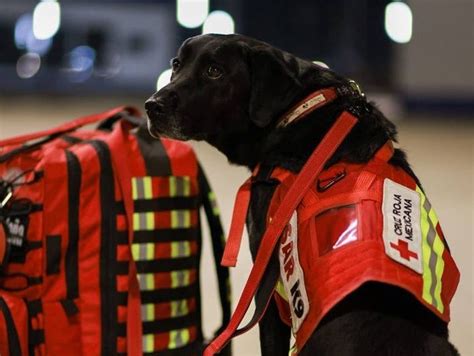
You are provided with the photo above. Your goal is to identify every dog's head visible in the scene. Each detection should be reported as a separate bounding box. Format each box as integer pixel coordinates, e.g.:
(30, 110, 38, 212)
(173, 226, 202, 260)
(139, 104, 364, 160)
(145, 34, 339, 142)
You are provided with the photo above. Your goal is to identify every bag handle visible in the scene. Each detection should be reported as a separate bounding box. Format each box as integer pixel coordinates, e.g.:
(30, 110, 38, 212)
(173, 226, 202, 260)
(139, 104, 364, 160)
(197, 164, 232, 355)
(0, 106, 141, 148)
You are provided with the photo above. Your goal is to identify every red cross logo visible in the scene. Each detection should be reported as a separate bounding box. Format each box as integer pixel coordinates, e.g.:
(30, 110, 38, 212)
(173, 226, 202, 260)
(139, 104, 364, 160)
(390, 239, 418, 261)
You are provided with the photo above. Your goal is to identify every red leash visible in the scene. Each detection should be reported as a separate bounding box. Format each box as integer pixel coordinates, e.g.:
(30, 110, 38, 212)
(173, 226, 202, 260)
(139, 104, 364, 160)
(204, 111, 358, 355)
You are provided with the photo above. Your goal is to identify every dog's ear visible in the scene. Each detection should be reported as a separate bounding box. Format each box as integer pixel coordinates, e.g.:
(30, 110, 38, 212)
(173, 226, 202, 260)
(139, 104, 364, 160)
(248, 47, 302, 127)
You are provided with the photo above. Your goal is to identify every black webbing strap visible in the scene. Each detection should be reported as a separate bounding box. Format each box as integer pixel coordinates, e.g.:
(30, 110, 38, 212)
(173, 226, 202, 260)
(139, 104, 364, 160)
(134, 125, 172, 176)
(197, 164, 232, 354)
(64, 150, 81, 316)
(87, 140, 118, 356)
(0, 297, 22, 356)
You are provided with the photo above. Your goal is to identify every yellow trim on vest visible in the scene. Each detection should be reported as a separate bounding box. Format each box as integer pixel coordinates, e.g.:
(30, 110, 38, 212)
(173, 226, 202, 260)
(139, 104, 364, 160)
(168, 328, 190, 349)
(143, 176, 153, 199)
(132, 177, 138, 200)
(142, 303, 155, 322)
(171, 241, 191, 257)
(171, 210, 191, 228)
(171, 269, 191, 288)
(275, 278, 288, 301)
(417, 186, 445, 313)
(171, 299, 189, 317)
(143, 333, 155, 353)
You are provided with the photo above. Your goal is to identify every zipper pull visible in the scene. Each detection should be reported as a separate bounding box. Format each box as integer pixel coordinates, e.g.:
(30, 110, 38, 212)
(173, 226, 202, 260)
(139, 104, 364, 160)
(0, 182, 13, 209)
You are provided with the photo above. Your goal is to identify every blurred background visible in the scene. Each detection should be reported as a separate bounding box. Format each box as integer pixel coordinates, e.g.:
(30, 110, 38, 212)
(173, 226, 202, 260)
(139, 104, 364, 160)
(0, 0, 473, 355)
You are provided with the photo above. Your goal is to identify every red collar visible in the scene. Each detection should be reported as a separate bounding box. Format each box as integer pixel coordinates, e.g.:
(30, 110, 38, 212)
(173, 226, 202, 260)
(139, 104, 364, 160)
(278, 88, 338, 128)
(278, 81, 364, 128)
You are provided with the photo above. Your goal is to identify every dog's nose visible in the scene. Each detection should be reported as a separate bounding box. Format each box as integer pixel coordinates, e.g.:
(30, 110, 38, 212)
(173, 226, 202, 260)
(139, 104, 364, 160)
(145, 92, 179, 115)
(145, 98, 165, 114)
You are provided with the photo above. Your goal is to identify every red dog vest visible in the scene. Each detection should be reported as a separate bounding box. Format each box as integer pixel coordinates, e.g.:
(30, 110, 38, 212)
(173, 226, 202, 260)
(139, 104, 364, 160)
(205, 89, 460, 356)
(268, 142, 460, 353)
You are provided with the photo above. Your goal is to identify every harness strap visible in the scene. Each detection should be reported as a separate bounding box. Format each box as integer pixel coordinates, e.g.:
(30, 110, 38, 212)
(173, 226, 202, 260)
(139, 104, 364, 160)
(204, 111, 358, 355)
(220, 178, 252, 267)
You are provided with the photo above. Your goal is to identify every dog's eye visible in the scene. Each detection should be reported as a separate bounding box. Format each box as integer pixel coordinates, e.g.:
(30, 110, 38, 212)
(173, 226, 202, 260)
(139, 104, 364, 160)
(171, 58, 181, 72)
(206, 64, 223, 79)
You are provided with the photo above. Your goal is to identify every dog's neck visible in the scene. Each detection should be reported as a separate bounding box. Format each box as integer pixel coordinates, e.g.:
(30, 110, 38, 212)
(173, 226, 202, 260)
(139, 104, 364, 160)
(207, 95, 398, 173)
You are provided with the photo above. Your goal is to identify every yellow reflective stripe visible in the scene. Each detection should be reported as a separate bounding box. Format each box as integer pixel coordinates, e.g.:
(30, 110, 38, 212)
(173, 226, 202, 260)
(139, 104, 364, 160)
(275, 279, 288, 301)
(170, 299, 189, 317)
(171, 270, 191, 288)
(137, 273, 155, 291)
(170, 176, 191, 197)
(131, 243, 140, 261)
(141, 303, 155, 322)
(143, 334, 154, 353)
(146, 212, 155, 230)
(171, 241, 191, 257)
(169, 176, 177, 197)
(133, 213, 140, 231)
(132, 177, 138, 200)
(419, 188, 433, 304)
(433, 236, 445, 313)
(132, 243, 155, 261)
(209, 191, 220, 216)
(132, 212, 155, 231)
(417, 186, 445, 312)
(183, 176, 191, 196)
(171, 210, 191, 228)
(143, 176, 153, 199)
(168, 328, 190, 349)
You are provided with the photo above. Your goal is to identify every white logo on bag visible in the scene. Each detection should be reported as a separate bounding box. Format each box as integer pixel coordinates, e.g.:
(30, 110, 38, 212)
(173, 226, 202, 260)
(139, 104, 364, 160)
(382, 179, 422, 273)
(279, 211, 309, 332)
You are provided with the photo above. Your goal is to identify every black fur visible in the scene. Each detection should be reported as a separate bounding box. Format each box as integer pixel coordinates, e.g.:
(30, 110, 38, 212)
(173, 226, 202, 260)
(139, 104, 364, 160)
(145, 34, 458, 355)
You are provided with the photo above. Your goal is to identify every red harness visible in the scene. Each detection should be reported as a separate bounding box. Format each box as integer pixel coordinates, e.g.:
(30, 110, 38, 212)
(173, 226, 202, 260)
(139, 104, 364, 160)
(204, 89, 460, 355)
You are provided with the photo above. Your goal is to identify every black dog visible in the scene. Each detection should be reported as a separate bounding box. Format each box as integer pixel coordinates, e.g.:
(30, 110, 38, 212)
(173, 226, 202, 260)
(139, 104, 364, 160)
(145, 34, 459, 355)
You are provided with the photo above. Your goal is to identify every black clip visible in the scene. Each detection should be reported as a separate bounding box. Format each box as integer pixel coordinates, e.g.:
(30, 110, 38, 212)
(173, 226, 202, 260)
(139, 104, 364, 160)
(317, 170, 346, 192)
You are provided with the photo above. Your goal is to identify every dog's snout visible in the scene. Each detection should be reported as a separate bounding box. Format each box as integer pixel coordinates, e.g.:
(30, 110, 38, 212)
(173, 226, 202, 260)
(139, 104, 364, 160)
(145, 92, 179, 115)
(145, 98, 167, 115)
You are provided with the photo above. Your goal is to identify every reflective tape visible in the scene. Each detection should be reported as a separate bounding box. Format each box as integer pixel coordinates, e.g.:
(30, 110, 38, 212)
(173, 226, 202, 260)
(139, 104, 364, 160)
(171, 299, 189, 317)
(143, 333, 154, 353)
(168, 328, 190, 349)
(171, 210, 191, 228)
(171, 269, 191, 288)
(418, 186, 445, 313)
(137, 273, 155, 291)
(141, 303, 155, 322)
(169, 176, 191, 197)
(171, 241, 191, 258)
(208, 191, 220, 216)
(133, 212, 155, 231)
(132, 242, 155, 261)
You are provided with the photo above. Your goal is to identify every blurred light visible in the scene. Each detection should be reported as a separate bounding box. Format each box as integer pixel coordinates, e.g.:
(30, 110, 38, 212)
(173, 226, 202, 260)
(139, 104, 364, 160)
(156, 69, 172, 91)
(177, 0, 209, 29)
(15, 13, 53, 56)
(385, 2, 412, 44)
(313, 60, 329, 69)
(33, 0, 61, 40)
(202, 11, 235, 35)
(14, 14, 32, 49)
(66, 46, 96, 82)
(16, 53, 41, 79)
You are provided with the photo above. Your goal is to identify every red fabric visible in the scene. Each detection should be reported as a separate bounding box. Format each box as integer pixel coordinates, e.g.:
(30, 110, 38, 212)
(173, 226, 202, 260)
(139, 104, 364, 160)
(0, 293, 29, 356)
(204, 111, 358, 356)
(221, 178, 252, 267)
(266, 142, 460, 352)
(0, 106, 140, 147)
(109, 122, 143, 356)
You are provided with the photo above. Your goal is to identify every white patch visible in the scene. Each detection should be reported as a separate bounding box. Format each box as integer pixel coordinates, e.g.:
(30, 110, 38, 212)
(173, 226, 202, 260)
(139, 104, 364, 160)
(283, 94, 326, 126)
(382, 179, 423, 274)
(278, 211, 309, 332)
